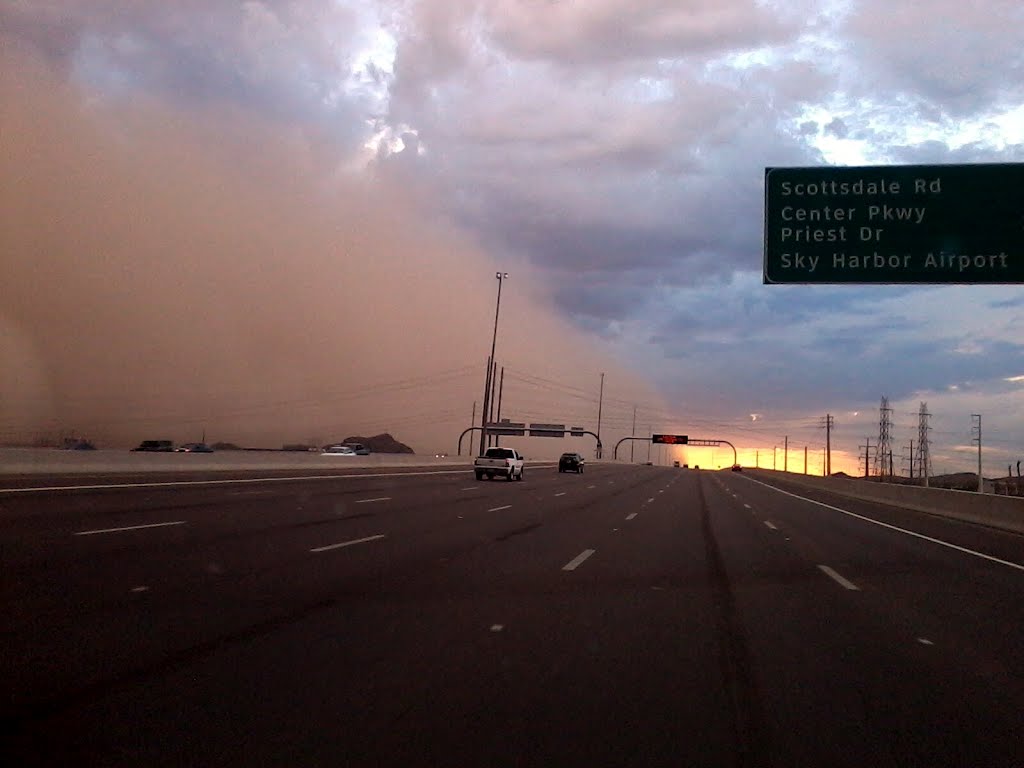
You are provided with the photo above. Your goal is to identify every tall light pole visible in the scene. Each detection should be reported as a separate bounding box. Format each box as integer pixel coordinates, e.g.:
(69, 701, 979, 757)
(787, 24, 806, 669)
(596, 373, 605, 459)
(479, 272, 508, 456)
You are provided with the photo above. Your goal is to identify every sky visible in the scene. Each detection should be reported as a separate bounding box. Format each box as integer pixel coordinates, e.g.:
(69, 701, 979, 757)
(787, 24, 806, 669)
(1, 0, 1023, 475)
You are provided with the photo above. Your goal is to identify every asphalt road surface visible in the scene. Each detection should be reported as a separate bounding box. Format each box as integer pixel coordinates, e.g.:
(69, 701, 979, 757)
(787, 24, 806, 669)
(2, 464, 1022, 767)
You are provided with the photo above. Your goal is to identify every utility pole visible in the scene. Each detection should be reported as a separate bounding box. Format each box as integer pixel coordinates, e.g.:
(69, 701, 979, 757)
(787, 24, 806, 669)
(630, 406, 636, 463)
(756, 450, 759, 468)
(494, 367, 505, 446)
(596, 373, 605, 459)
(773, 446, 777, 470)
(804, 446, 808, 474)
(647, 427, 652, 462)
(906, 439, 914, 479)
(972, 414, 982, 493)
(860, 437, 872, 478)
(784, 436, 788, 472)
(824, 414, 834, 476)
(471, 401, 476, 444)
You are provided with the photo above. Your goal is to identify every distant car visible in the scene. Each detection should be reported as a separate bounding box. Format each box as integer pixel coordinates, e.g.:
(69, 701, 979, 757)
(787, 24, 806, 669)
(322, 445, 356, 455)
(132, 440, 174, 452)
(558, 452, 585, 473)
(731, 464, 742, 472)
(435, 453, 448, 458)
(673, 460, 680, 468)
(343, 443, 370, 455)
(694, 465, 700, 470)
(644, 461, 653, 466)
(176, 443, 214, 453)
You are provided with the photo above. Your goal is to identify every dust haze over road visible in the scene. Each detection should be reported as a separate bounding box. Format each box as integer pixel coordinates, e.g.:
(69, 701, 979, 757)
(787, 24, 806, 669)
(0, 33, 662, 452)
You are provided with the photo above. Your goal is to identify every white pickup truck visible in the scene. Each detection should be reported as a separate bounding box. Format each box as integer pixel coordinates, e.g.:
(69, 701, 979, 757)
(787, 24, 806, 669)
(474, 447, 525, 481)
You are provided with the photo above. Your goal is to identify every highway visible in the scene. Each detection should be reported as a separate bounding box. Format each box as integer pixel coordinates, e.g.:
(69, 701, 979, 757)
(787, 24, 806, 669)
(2, 463, 1023, 767)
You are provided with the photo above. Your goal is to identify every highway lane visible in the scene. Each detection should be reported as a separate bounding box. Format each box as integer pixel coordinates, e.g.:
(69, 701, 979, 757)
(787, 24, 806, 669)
(3, 465, 1023, 766)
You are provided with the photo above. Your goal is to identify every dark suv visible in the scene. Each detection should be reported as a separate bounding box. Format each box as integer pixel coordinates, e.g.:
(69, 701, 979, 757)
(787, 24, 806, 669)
(558, 452, 585, 473)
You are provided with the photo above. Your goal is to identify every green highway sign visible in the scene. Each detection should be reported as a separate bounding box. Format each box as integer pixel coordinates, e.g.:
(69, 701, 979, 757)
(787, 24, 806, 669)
(764, 163, 1024, 284)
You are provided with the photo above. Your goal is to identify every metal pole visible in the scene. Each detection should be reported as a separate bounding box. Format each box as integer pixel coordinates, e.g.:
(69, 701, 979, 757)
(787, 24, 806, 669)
(804, 446, 807, 474)
(479, 272, 507, 456)
(488, 360, 498, 447)
(975, 414, 982, 493)
(494, 367, 505, 446)
(773, 446, 776, 470)
(784, 436, 788, 472)
(630, 406, 636, 463)
(826, 413, 832, 476)
(478, 356, 492, 456)
(756, 450, 759, 468)
(596, 373, 605, 459)
(647, 428, 652, 462)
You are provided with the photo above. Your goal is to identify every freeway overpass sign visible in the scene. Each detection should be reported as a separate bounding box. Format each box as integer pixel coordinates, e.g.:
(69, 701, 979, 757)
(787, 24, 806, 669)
(764, 163, 1024, 284)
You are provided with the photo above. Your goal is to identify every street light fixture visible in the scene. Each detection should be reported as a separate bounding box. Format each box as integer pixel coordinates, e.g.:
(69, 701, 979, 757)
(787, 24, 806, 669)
(479, 272, 508, 456)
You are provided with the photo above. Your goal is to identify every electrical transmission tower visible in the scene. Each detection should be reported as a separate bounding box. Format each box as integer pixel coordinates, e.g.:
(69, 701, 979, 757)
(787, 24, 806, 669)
(875, 396, 893, 479)
(916, 402, 931, 487)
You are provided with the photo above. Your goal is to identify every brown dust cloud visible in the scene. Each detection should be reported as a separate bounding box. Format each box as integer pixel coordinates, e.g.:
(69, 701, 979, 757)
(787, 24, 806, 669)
(0, 35, 666, 455)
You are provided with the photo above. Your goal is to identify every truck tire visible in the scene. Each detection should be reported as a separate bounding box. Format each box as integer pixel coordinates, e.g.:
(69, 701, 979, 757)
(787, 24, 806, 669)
(506, 470, 514, 481)
(475, 471, 483, 480)
(519, 467, 525, 480)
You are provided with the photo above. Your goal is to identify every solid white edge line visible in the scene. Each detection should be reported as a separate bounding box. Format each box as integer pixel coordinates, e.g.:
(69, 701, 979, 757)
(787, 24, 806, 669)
(563, 549, 596, 571)
(487, 505, 512, 512)
(743, 476, 1024, 573)
(310, 534, 386, 553)
(764, 520, 778, 530)
(818, 564, 860, 591)
(0, 466, 561, 495)
(74, 520, 187, 536)
(355, 497, 391, 504)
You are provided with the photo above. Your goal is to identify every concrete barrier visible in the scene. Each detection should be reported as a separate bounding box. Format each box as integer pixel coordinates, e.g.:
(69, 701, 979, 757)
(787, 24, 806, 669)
(745, 469, 1024, 534)
(0, 448, 566, 475)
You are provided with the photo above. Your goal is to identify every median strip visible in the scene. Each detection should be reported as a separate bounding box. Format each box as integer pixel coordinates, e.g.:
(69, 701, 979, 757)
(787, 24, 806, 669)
(310, 534, 386, 553)
(562, 549, 596, 571)
(74, 520, 187, 536)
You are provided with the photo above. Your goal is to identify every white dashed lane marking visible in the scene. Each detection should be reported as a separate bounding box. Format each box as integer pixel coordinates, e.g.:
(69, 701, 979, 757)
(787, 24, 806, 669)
(818, 565, 860, 591)
(74, 521, 187, 536)
(310, 534, 387, 553)
(563, 549, 596, 571)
